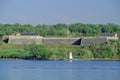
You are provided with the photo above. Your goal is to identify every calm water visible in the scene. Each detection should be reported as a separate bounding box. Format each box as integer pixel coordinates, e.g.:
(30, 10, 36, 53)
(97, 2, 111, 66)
(0, 60, 120, 80)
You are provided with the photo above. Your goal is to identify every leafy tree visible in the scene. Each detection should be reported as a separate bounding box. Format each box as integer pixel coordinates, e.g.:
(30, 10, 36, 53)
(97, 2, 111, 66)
(53, 23, 67, 30)
(0, 23, 120, 37)
(29, 44, 50, 60)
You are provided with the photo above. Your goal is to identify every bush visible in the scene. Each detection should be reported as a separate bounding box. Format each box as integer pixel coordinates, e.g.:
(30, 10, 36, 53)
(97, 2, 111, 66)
(28, 44, 50, 60)
(73, 47, 93, 59)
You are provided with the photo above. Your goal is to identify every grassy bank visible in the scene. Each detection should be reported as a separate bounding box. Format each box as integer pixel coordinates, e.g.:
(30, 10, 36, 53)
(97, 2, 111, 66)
(0, 40, 120, 60)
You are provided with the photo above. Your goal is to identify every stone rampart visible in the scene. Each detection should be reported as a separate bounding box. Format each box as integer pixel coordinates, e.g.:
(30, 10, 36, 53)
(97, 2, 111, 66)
(8, 35, 43, 44)
(80, 37, 108, 46)
(42, 37, 80, 45)
(7, 35, 118, 46)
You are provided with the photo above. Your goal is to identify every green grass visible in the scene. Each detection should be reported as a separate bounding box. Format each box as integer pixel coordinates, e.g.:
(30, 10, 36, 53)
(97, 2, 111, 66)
(0, 49, 31, 59)
(0, 41, 120, 60)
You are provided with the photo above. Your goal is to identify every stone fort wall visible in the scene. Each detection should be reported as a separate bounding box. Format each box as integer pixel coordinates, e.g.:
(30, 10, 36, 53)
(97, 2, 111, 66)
(8, 35, 80, 45)
(42, 37, 80, 45)
(8, 35, 43, 44)
(7, 35, 118, 45)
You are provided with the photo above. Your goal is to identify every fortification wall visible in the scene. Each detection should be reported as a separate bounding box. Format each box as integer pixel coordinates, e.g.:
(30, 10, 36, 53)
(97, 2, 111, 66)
(80, 37, 107, 46)
(8, 35, 117, 46)
(42, 37, 80, 45)
(8, 35, 80, 45)
(105, 37, 118, 40)
(8, 35, 43, 44)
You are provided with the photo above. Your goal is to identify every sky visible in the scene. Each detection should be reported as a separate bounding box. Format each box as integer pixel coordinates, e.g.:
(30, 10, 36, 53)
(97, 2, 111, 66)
(0, 0, 120, 25)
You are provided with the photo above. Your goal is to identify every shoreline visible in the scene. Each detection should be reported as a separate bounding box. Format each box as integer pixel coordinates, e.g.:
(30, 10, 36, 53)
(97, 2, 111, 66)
(0, 58, 120, 61)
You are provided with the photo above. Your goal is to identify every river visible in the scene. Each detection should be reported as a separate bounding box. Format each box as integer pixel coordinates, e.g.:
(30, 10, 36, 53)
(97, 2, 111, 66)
(0, 60, 120, 80)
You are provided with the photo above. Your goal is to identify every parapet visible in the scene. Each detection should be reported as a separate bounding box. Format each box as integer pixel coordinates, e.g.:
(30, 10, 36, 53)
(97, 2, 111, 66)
(101, 33, 119, 40)
(8, 35, 43, 44)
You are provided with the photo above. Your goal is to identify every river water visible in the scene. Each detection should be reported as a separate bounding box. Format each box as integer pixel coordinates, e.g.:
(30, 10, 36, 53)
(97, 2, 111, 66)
(0, 60, 120, 80)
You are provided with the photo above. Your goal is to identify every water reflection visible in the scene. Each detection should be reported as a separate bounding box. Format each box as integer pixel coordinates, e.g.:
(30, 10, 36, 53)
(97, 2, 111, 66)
(0, 60, 120, 80)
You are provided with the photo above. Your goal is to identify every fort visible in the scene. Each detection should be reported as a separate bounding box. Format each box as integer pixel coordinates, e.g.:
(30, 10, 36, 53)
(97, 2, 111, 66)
(3, 33, 119, 46)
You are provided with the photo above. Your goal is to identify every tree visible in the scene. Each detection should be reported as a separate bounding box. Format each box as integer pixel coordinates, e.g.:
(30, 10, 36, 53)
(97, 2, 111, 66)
(29, 44, 50, 60)
(53, 23, 67, 30)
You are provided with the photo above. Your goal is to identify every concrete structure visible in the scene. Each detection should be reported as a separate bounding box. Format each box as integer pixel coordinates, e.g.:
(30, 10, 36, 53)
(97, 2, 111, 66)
(7, 34, 80, 45)
(101, 33, 118, 40)
(8, 35, 43, 44)
(4, 33, 119, 46)
(43, 37, 80, 45)
(80, 37, 108, 46)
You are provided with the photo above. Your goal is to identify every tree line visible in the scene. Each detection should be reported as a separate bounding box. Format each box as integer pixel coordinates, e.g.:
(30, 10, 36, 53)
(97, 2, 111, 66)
(0, 23, 120, 37)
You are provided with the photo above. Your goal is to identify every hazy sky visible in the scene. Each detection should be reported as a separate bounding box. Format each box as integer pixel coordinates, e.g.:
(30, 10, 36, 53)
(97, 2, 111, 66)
(0, 0, 120, 25)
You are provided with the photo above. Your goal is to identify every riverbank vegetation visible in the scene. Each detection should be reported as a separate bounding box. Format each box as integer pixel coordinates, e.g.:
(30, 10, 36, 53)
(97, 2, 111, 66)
(0, 40, 120, 60)
(0, 23, 120, 60)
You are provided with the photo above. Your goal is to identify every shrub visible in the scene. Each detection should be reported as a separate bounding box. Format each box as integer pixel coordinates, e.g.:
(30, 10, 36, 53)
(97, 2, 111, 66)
(28, 44, 50, 60)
